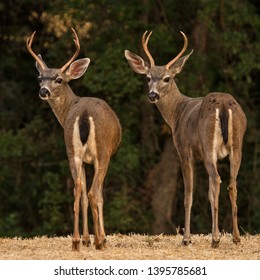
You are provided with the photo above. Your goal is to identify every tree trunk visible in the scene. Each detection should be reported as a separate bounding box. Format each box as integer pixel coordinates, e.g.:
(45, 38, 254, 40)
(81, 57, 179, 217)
(146, 137, 181, 234)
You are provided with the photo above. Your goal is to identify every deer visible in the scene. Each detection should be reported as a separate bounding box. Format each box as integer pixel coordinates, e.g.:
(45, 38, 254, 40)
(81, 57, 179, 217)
(26, 28, 121, 251)
(125, 31, 247, 248)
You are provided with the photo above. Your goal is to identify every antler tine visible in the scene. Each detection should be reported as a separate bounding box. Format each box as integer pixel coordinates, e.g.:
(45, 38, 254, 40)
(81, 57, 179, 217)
(60, 28, 81, 73)
(165, 31, 188, 69)
(142, 30, 155, 67)
(26, 31, 46, 70)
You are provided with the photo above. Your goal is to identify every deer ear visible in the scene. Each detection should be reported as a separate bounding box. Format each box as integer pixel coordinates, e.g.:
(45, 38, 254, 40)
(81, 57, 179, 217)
(169, 50, 193, 75)
(36, 54, 47, 73)
(124, 50, 149, 74)
(65, 58, 90, 80)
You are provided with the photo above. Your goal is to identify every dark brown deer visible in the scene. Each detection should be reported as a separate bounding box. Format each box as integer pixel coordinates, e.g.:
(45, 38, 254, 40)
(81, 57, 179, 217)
(125, 31, 246, 247)
(26, 28, 121, 251)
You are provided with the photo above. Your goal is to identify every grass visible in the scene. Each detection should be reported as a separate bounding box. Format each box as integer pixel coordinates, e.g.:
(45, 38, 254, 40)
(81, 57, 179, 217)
(1, 233, 260, 260)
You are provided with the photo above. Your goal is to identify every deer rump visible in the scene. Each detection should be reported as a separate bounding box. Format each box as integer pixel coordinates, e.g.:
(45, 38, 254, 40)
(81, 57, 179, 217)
(198, 92, 242, 159)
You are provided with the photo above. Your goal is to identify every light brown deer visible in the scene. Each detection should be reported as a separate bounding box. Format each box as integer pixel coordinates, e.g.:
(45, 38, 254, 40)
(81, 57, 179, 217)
(125, 31, 247, 247)
(26, 28, 121, 251)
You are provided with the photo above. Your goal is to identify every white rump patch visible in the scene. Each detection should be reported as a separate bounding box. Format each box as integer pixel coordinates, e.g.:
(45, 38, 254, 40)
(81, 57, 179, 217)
(72, 116, 98, 167)
(212, 108, 229, 161)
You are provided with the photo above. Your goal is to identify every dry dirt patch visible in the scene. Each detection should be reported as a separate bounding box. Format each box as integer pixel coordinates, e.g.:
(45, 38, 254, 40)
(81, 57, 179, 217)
(0, 233, 259, 260)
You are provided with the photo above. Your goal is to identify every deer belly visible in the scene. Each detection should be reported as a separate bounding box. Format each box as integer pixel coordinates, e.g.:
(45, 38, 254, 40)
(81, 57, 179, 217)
(72, 116, 97, 165)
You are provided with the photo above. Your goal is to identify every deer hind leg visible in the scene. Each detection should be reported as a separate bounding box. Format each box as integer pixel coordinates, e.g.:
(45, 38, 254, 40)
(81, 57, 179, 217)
(205, 159, 221, 248)
(228, 108, 243, 244)
(88, 159, 109, 250)
(81, 166, 91, 247)
(202, 108, 224, 247)
(69, 157, 85, 251)
(228, 150, 242, 244)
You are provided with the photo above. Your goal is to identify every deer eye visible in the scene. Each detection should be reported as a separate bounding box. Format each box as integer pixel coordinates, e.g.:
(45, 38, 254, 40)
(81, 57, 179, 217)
(55, 78, 63, 84)
(146, 76, 151, 83)
(163, 77, 170, 83)
(38, 77, 42, 83)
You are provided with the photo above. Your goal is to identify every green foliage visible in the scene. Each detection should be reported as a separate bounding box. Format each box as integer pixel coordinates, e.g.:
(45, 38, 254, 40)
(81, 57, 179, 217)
(38, 171, 72, 235)
(105, 187, 150, 234)
(0, 0, 259, 238)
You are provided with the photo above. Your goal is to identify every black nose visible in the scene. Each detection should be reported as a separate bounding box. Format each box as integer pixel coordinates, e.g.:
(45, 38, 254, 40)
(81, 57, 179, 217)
(148, 91, 160, 102)
(39, 87, 50, 99)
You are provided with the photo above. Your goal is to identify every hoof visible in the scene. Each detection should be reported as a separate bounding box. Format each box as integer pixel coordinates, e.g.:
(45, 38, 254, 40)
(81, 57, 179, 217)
(182, 239, 192, 246)
(72, 240, 80, 251)
(82, 239, 91, 247)
(211, 238, 220, 248)
(233, 237, 241, 244)
(95, 238, 107, 250)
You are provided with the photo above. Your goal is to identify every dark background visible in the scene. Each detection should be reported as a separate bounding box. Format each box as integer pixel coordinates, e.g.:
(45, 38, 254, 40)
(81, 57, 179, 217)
(0, 0, 259, 237)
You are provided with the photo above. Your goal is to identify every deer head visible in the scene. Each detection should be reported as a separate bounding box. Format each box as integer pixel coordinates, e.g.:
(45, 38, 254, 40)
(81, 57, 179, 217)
(125, 31, 193, 103)
(26, 28, 90, 100)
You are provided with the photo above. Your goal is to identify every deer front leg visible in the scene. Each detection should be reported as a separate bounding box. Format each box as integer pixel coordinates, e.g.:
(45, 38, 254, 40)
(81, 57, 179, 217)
(180, 157, 194, 245)
(88, 162, 109, 250)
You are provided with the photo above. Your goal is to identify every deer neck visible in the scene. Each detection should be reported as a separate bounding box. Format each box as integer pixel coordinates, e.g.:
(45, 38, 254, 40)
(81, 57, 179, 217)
(155, 82, 189, 129)
(47, 85, 80, 127)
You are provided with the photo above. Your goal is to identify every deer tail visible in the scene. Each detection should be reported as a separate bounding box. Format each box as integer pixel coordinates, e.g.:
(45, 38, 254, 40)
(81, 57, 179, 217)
(219, 107, 229, 145)
(79, 113, 90, 145)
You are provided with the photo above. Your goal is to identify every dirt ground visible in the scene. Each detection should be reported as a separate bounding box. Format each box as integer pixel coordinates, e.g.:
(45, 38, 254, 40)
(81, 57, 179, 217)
(0, 233, 260, 260)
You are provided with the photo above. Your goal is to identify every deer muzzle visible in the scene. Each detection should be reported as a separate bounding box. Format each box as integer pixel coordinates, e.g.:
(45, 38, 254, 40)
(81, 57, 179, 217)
(148, 91, 160, 103)
(39, 87, 50, 100)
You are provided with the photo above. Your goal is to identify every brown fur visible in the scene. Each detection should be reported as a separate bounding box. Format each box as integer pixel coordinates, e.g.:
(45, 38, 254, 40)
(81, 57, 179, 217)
(46, 78, 121, 252)
(27, 31, 121, 251)
(125, 35, 247, 247)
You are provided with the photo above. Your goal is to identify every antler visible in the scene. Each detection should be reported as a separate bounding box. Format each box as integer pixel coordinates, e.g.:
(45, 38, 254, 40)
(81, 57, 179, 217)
(142, 31, 155, 67)
(60, 28, 80, 73)
(165, 31, 188, 69)
(26, 31, 46, 70)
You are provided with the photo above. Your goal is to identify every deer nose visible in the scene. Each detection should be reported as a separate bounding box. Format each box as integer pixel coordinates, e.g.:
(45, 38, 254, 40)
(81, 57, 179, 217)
(148, 91, 160, 102)
(39, 87, 50, 99)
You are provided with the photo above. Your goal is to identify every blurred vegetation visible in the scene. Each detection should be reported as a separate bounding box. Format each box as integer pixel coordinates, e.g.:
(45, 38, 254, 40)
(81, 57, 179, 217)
(0, 0, 259, 237)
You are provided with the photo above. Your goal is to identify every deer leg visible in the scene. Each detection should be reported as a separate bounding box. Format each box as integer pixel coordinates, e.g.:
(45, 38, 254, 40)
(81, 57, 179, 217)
(88, 161, 109, 250)
(205, 160, 221, 248)
(228, 150, 242, 244)
(180, 157, 194, 245)
(81, 166, 91, 246)
(69, 157, 84, 251)
(72, 177, 82, 251)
